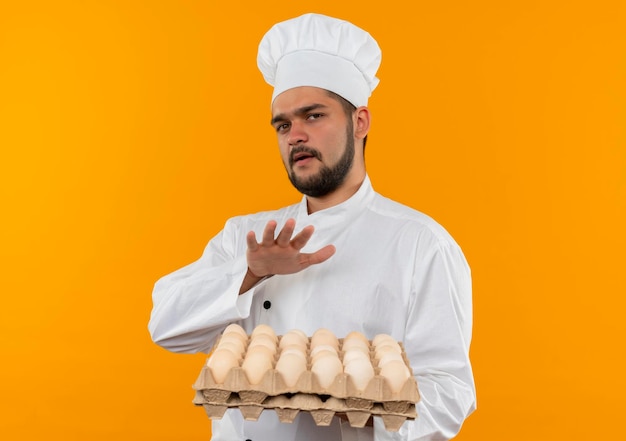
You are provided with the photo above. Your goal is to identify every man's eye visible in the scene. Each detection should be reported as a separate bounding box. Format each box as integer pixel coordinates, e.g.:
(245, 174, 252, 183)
(307, 113, 323, 120)
(276, 123, 290, 132)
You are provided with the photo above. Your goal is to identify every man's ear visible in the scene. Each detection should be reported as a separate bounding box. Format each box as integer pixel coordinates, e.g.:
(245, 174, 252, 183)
(354, 106, 371, 141)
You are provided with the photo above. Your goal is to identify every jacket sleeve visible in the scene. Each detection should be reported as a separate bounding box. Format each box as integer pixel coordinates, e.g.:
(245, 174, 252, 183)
(148, 218, 258, 353)
(374, 238, 476, 440)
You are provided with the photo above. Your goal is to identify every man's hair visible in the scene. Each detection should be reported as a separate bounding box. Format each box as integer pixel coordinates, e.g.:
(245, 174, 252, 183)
(325, 90, 368, 150)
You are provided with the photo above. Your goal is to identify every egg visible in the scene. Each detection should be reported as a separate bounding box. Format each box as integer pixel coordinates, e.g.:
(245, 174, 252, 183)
(311, 328, 339, 351)
(311, 352, 343, 388)
(376, 339, 401, 351)
(341, 338, 370, 354)
(246, 344, 275, 361)
(374, 342, 402, 360)
(221, 331, 248, 345)
(251, 324, 277, 341)
(279, 330, 309, 350)
(215, 340, 245, 358)
(342, 348, 371, 366)
(275, 353, 307, 387)
(248, 334, 278, 355)
(223, 323, 248, 339)
(220, 332, 246, 344)
(207, 349, 240, 383)
(219, 332, 246, 347)
(242, 351, 273, 385)
(379, 359, 411, 393)
(280, 342, 307, 353)
(372, 333, 396, 347)
(310, 344, 338, 357)
(280, 346, 308, 362)
(344, 358, 375, 390)
(311, 348, 339, 365)
(344, 331, 369, 343)
(289, 328, 309, 341)
(377, 351, 404, 367)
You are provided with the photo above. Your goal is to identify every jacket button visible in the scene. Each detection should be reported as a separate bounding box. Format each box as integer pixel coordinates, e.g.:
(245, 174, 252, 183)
(263, 300, 271, 310)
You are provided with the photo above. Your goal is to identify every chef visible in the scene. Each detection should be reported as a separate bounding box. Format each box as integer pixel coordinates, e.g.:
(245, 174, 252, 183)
(149, 12, 476, 441)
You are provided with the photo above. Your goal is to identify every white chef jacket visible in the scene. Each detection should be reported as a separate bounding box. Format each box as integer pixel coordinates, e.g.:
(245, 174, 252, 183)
(149, 175, 476, 440)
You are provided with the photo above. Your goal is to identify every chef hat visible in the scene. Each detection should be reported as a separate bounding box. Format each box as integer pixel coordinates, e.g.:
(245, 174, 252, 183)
(257, 13, 381, 107)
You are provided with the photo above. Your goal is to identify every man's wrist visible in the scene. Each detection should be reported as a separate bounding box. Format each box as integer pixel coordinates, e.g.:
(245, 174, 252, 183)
(239, 267, 272, 295)
(246, 267, 265, 280)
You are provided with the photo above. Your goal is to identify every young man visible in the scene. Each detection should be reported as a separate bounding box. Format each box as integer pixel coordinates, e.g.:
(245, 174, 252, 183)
(149, 13, 476, 441)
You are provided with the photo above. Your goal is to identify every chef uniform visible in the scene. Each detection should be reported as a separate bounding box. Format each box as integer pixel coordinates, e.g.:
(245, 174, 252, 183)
(149, 13, 476, 441)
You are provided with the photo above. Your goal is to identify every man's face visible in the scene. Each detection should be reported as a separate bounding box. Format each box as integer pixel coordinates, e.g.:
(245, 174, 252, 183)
(271, 87, 356, 197)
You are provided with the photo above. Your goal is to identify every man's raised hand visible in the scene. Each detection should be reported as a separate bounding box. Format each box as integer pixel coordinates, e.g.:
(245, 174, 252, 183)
(246, 218, 336, 279)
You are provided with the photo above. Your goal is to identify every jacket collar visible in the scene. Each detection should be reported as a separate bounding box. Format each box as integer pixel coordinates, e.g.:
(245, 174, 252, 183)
(295, 174, 375, 227)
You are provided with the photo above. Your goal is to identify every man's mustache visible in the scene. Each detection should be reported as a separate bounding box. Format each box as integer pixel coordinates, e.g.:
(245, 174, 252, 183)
(289, 146, 322, 167)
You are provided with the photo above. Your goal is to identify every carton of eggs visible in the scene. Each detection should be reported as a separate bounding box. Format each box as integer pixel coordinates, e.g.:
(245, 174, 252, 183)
(194, 325, 420, 432)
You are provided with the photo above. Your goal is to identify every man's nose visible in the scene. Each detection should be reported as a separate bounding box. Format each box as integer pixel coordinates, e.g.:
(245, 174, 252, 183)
(287, 120, 308, 145)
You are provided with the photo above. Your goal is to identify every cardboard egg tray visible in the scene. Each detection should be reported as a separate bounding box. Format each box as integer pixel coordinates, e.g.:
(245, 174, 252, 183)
(192, 335, 420, 431)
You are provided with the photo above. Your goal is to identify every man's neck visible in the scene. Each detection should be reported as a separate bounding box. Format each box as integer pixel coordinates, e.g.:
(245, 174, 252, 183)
(305, 173, 365, 214)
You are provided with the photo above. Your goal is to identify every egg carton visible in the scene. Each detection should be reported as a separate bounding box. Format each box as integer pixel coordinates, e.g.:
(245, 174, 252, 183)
(197, 336, 420, 405)
(193, 330, 420, 431)
(192, 391, 416, 432)
(193, 364, 419, 410)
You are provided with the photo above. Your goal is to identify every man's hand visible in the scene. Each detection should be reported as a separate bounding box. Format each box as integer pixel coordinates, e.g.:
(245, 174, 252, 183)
(239, 218, 335, 294)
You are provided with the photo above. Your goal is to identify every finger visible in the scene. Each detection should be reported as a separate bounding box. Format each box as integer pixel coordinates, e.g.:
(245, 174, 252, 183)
(275, 218, 296, 247)
(246, 230, 259, 251)
(261, 220, 277, 245)
(300, 244, 336, 266)
(290, 225, 315, 250)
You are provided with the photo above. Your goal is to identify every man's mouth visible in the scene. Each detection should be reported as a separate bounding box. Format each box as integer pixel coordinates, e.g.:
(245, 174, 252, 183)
(290, 147, 320, 167)
(294, 152, 314, 163)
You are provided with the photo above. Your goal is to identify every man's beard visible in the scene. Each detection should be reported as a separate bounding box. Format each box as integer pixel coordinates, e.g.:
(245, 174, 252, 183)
(286, 124, 355, 198)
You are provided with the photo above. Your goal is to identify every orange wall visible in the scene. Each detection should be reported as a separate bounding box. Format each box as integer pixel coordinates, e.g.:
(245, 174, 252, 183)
(1, 1, 625, 440)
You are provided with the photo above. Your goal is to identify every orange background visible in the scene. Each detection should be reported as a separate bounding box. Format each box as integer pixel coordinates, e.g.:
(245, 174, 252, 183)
(1, 1, 625, 440)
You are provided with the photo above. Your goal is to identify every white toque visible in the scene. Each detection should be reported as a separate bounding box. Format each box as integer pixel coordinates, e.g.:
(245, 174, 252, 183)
(257, 13, 382, 107)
